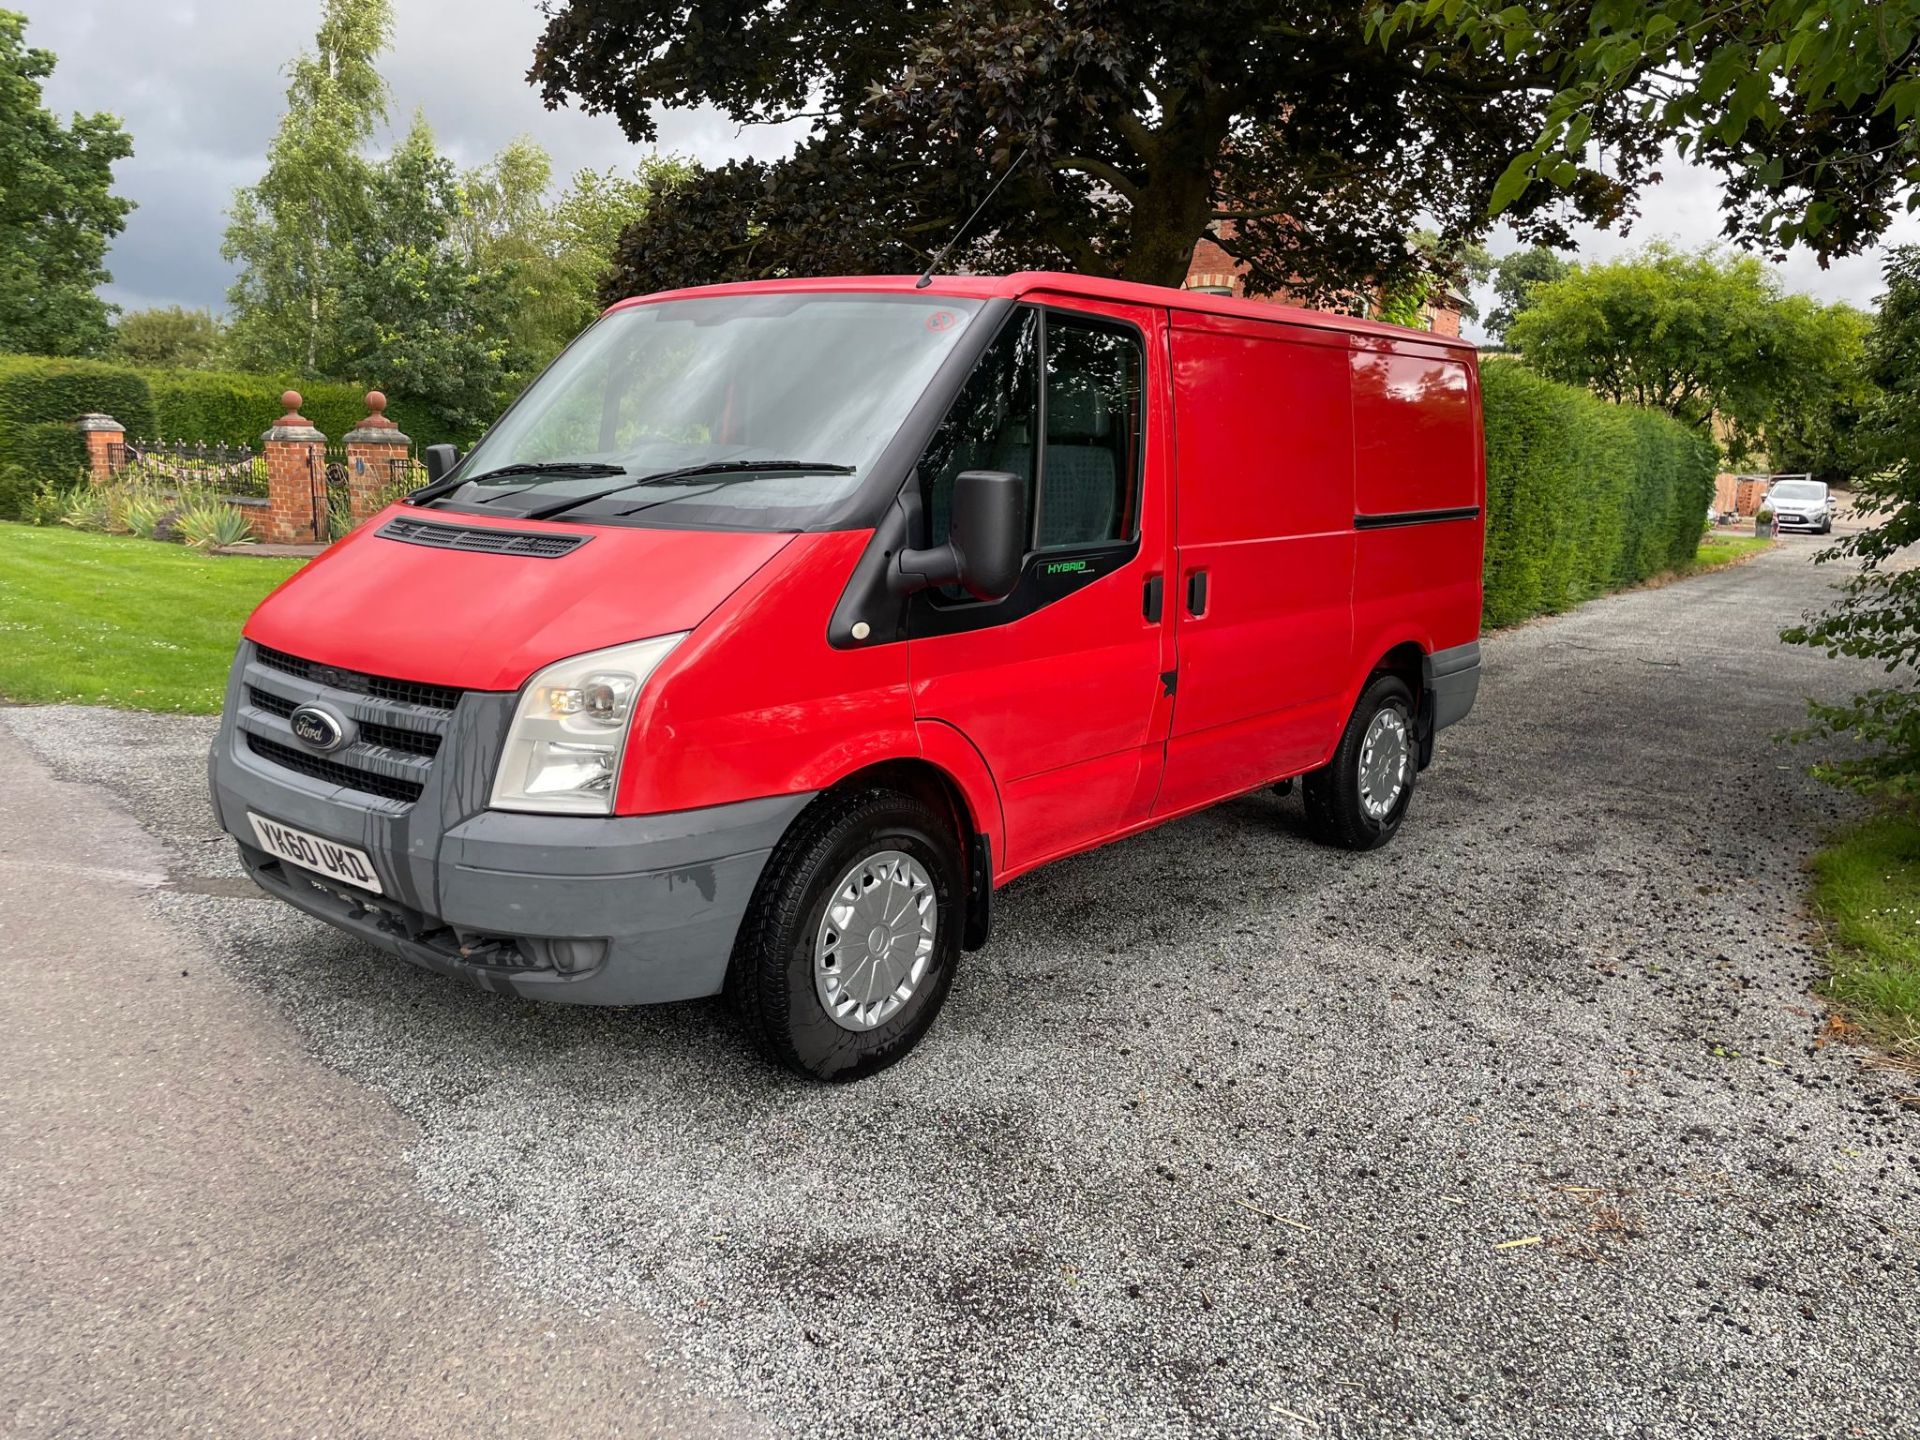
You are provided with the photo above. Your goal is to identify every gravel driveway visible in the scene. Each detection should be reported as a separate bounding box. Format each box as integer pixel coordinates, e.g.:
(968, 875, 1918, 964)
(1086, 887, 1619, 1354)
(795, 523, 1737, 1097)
(5, 530, 1916, 1438)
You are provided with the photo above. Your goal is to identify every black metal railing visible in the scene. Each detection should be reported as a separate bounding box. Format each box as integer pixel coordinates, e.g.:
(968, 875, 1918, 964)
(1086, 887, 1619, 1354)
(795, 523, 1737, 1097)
(113, 438, 270, 500)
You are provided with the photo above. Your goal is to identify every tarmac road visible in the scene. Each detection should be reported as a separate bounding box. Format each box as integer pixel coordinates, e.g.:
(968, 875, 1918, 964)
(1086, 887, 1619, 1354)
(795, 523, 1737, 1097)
(3, 522, 1915, 1438)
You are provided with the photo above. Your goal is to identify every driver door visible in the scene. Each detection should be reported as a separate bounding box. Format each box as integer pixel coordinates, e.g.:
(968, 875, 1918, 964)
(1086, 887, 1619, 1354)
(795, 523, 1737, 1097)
(907, 300, 1176, 875)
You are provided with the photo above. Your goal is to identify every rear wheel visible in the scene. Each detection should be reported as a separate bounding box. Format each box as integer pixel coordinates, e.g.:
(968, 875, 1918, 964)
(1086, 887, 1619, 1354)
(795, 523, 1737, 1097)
(1302, 674, 1417, 851)
(727, 787, 962, 1081)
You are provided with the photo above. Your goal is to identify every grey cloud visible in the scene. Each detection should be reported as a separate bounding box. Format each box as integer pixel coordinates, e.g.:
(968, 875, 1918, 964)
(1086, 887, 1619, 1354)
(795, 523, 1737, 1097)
(24, 0, 806, 313)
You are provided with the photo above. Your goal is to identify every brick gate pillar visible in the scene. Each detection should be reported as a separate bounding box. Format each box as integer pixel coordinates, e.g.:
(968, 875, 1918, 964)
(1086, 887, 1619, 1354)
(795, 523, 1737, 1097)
(342, 390, 411, 527)
(260, 391, 327, 545)
(78, 414, 125, 483)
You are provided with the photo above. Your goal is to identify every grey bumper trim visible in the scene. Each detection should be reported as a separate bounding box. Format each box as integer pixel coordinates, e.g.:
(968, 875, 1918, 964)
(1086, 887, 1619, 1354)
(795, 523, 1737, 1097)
(1426, 640, 1481, 732)
(210, 641, 815, 1005)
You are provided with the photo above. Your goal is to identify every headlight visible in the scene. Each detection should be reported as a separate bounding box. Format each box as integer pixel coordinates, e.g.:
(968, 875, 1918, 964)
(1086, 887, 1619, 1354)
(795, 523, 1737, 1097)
(490, 634, 686, 814)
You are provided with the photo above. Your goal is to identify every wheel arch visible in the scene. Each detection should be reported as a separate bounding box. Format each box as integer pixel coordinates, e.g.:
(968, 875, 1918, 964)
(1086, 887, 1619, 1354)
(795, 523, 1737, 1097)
(787, 737, 1003, 951)
(1356, 637, 1434, 769)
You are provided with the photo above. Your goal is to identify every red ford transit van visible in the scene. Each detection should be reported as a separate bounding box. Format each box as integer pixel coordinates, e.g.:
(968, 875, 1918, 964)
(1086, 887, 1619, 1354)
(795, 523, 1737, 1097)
(210, 273, 1483, 1079)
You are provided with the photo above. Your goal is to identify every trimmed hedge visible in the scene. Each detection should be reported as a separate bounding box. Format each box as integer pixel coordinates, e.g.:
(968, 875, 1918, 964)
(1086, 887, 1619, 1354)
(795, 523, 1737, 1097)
(144, 371, 375, 449)
(0, 357, 159, 518)
(0, 354, 467, 517)
(1480, 361, 1718, 628)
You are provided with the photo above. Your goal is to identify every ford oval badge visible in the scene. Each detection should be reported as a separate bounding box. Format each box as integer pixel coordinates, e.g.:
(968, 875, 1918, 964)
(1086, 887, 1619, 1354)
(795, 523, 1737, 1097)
(289, 704, 347, 752)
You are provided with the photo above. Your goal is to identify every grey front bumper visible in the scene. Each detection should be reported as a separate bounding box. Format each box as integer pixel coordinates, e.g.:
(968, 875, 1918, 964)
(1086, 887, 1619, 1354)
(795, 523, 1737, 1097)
(1427, 640, 1481, 732)
(208, 643, 811, 1005)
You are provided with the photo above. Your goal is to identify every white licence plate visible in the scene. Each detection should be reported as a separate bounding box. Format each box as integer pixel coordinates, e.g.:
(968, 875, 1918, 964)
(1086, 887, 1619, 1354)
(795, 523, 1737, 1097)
(248, 813, 384, 895)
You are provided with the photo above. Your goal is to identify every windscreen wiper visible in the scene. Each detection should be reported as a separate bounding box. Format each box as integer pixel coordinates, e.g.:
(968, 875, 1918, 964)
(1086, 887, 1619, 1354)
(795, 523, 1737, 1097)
(410, 459, 629, 507)
(523, 460, 855, 522)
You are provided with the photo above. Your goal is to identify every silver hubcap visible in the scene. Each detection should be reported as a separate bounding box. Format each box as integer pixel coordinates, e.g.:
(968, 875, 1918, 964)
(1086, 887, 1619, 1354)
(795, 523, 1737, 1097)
(813, 850, 937, 1032)
(1358, 707, 1410, 821)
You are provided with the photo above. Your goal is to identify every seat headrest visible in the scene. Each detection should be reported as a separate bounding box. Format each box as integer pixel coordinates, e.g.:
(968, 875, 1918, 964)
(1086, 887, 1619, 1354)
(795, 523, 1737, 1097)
(1048, 383, 1110, 441)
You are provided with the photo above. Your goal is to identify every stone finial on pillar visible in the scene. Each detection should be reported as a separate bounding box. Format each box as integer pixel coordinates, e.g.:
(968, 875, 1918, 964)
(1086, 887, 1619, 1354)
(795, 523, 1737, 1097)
(78, 413, 126, 484)
(261, 391, 328, 545)
(343, 390, 413, 527)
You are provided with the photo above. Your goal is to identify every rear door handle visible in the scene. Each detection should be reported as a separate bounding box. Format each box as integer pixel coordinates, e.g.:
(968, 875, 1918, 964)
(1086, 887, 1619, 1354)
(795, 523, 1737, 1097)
(1143, 573, 1164, 623)
(1185, 568, 1210, 617)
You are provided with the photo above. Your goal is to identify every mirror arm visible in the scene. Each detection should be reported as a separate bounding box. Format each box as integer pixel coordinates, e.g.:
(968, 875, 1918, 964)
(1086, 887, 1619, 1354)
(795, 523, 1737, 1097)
(890, 542, 963, 596)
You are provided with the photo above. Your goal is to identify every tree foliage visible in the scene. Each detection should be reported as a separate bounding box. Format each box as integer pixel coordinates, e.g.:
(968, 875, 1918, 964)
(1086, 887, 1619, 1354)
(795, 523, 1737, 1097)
(1373, 1, 1920, 263)
(222, 0, 391, 375)
(533, 0, 1658, 302)
(111, 306, 224, 370)
(1785, 246, 1920, 803)
(0, 11, 134, 358)
(329, 117, 520, 434)
(462, 146, 693, 364)
(1484, 246, 1570, 342)
(1507, 243, 1868, 466)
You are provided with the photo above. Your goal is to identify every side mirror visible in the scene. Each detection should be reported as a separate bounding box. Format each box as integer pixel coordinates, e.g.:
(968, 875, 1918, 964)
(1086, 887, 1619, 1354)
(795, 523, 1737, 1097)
(423, 443, 460, 483)
(894, 470, 1026, 602)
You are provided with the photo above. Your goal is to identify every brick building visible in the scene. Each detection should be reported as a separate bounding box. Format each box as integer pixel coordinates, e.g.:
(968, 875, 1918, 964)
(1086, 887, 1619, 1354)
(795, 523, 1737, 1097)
(1183, 227, 1466, 337)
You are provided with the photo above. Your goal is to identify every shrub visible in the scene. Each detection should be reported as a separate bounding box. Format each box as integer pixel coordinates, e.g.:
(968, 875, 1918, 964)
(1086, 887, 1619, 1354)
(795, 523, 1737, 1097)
(21, 473, 84, 526)
(59, 486, 114, 532)
(174, 498, 257, 551)
(120, 487, 173, 539)
(1480, 362, 1718, 627)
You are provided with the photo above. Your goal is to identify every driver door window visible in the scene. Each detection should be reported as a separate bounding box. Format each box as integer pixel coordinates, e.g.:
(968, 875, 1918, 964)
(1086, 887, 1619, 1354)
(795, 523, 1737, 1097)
(919, 308, 1143, 558)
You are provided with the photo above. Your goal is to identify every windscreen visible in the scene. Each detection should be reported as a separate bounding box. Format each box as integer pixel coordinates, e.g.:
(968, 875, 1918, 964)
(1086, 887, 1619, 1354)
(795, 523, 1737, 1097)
(1768, 481, 1825, 501)
(422, 293, 984, 531)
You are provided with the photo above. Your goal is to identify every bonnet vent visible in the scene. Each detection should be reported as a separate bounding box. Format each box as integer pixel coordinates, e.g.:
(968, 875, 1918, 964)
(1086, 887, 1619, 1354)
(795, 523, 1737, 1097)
(376, 517, 589, 558)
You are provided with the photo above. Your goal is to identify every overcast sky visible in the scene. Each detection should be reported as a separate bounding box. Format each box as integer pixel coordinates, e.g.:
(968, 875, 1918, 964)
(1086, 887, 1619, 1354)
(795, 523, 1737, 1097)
(24, 0, 1920, 343)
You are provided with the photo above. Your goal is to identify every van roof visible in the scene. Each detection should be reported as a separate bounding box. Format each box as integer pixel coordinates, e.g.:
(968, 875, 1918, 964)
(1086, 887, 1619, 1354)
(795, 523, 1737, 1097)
(605, 271, 1480, 354)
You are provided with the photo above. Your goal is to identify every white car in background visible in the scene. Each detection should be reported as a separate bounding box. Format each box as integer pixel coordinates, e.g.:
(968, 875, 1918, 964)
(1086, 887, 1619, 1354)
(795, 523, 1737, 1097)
(1765, 478, 1834, 534)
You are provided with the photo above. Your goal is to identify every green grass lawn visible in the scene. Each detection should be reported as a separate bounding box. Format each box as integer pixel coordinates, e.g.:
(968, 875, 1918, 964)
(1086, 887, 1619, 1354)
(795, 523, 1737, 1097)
(1688, 532, 1776, 571)
(0, 522, 303, 713)
(1811, 811, 1920, 1055)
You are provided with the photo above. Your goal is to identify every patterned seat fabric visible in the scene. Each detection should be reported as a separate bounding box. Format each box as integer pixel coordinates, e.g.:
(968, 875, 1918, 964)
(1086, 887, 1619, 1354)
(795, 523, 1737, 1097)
(928, 386, 1122, 549)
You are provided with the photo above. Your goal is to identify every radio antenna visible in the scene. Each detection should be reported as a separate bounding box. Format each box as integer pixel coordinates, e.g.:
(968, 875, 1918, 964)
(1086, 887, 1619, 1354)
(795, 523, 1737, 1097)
(916, 143, 1033, 288)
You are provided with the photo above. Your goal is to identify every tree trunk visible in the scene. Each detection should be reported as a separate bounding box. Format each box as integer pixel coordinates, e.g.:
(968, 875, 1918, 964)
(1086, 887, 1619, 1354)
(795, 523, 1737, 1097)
(1108, 102, 1228, 290)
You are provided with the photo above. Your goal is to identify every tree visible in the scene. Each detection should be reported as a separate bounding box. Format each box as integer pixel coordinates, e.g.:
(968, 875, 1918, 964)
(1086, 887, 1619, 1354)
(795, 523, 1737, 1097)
(1373, 1, 1920, 263)
(330, 117, 521, 433)
(1507, 243, 1864, 462)
(457, 147, 694, 369)
(0, 11, 133, 357)
(223, 0, 391, 374)
(1784, 247, 1920, 802)
(531, 1, 1661, 303)
(1485, 246, 1570, 342)
(111, 306, 224, 369)
(1762, 302, 1875, 488)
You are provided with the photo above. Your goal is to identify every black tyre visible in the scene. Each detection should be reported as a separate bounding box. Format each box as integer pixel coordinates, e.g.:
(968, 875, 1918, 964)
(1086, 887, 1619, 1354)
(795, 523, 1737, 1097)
(727, 787, 963, 1081)
(1302, 674, 1417, 851)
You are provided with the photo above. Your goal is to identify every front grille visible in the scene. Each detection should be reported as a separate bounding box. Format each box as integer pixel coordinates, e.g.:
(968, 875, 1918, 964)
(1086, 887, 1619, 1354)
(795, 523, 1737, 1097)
(254, 645, 462, 712)
(360, 719, 440, 758)
(248, 685, 295, 718)
(378, 516, 590, 558)
(246, 733, 425, 803)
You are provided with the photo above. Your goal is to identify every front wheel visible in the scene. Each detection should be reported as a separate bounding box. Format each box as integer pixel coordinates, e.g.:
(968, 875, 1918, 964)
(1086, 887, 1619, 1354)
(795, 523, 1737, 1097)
(1302, 675, 1417, 851)
(727, 787, 963, 1081)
